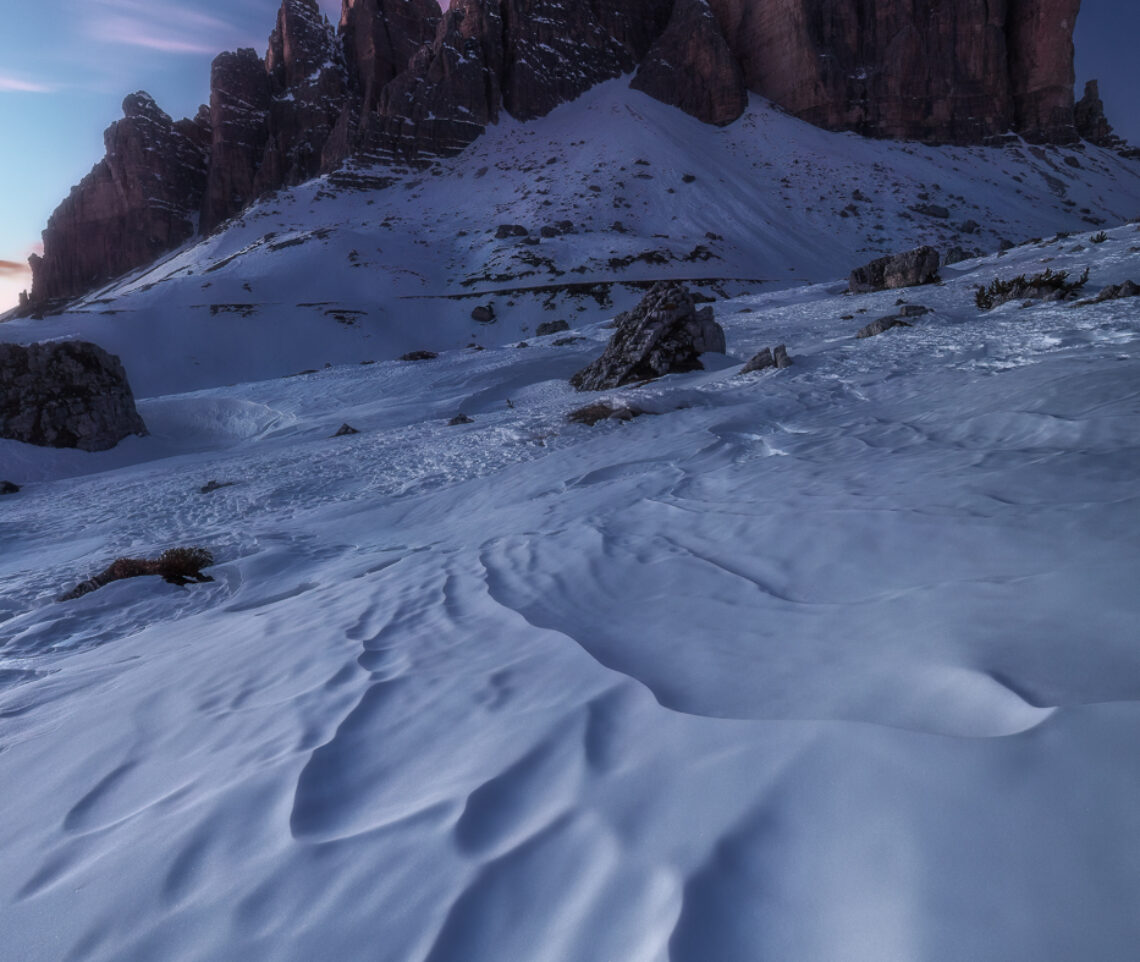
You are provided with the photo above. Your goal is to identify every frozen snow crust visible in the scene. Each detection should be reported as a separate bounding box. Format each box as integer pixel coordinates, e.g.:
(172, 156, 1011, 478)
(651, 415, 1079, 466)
(2, 85, 1140, 961)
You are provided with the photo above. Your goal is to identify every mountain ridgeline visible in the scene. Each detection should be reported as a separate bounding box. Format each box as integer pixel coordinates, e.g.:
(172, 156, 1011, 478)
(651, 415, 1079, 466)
(26, 0, 1096, 307)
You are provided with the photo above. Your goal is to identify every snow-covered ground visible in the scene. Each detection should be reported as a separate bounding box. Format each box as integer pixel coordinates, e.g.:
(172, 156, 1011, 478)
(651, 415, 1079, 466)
(4, 82, 1140, 396)
(3, 85, 1140, 961)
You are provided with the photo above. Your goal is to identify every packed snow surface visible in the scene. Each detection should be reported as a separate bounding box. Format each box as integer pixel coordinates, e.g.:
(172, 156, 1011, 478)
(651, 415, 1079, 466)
(3, 86, 1140, 962)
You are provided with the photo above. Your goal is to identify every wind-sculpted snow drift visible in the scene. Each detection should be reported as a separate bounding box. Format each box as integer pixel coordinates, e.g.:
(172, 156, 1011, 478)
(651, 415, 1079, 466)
(2, 221, 1140, 961)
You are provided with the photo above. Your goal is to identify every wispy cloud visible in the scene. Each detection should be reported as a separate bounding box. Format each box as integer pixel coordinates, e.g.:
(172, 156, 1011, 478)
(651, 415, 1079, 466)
(0, 72, 57, 94)
(0, 259, 31, 277)
(85, 1, 244, 55)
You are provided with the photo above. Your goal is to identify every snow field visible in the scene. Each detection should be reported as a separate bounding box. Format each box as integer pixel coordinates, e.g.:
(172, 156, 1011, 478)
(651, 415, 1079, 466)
(2, 217, 1140, 960)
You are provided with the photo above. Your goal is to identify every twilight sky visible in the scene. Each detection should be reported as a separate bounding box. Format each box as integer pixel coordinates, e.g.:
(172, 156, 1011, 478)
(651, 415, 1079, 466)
(1, 0, 1137, 311)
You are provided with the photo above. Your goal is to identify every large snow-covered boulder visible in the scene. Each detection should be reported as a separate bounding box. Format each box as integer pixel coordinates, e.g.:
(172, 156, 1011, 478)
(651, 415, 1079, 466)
(0, 341, 147, 451)
(570, 282, 726, 391)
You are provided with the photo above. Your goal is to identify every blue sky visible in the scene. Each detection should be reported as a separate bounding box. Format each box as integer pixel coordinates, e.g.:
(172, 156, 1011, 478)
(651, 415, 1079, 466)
(1, 0, 1137, 310)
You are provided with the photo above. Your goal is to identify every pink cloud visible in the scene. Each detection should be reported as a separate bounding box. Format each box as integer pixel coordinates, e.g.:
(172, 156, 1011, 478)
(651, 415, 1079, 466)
(85, 1, 243, 55)
(0, 72, 57, 94)
(0, 259, 31, 277)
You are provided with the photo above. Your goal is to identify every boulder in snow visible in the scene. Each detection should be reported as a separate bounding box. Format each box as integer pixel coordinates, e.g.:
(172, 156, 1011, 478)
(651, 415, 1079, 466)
(857, 316, 914, 339)
(0, 340, 146, 451)
(741, 344, 792, 373)
(570, 282, 726, 391)
(849, 247, 941, 293)
(536, 319, 570, 337)
(567, 400, 650, 426)
(1079, 279, 1140, 305)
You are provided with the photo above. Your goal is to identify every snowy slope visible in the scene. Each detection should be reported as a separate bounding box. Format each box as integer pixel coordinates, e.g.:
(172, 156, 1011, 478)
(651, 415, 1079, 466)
(2, 206, 1140, 961)
(4, 81, 1140, 397)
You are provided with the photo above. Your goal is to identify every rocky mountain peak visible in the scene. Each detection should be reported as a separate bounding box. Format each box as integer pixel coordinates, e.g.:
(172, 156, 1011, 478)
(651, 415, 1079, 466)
(121, 91, 169, 124)
(23, 0, 1108, 309)
(1075, 80, 1115, 147)
(267, 0, 338, 91)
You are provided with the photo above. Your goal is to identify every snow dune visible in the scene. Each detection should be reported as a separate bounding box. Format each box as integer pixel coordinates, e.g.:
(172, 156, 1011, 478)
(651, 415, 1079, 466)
(3, 220, 1140, 960)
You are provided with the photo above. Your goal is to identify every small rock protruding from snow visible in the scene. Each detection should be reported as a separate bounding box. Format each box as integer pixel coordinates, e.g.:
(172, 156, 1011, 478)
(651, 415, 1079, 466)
(570, 282, 726, 392)
(448, 414, 474, 425)
(0, 481, 20, 495)
(856, 316, 914, 339)
(945, 245, 983, 266)
(400, 350, 439, 361)
(471, 304, 496, 323)
(741, 344, 792, 374)
(200, 480, 238, 494)
(332, 423, 360, 437)
(1077, 279, 1140, 305)
(849, 246, 941, 293)
(536, 320, 570, 337)
(567, 400, 649, 426)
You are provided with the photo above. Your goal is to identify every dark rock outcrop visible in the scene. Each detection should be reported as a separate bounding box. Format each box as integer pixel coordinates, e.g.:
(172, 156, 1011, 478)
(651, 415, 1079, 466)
(741, 344, 791, 373)
(201, 49, 273, 233)
(364, 0, 506, 161)
(536, 319, 570, 336)
(259, 0, 349, 192)
(849, 247, 941, 293)
(341, 0, 442, 114)
(0, 481, 20, 496)
(0, 341, 147, 451)
(945, 246, 982, 266)
(631, 0, 746, 126)
(1007, 0, 1081, 143)
(705, 0, 1079, 144)
(1074, 79, 1124, 148)
(29, 93, 209, 304)
(1077, 279, 1140, 305)
(567, 400, 649, 425)
(856, 316, 913, 339)
(570, 282, 725, 391)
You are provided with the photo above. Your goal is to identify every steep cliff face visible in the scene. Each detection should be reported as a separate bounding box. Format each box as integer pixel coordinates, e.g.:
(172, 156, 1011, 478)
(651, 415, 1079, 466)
(200, 49, 272, 234)
(498, 0, 641, 121)
(29, 93, 208, 304)
(258, 0, 350, 191)
(340, 0, 441, 113)
(366, 0, 506, 160)
(1007, 0, 1081, 143)
(349, 0, 671, 161)
(631, 0, 746, 126)
(705, 0, 1080, 145)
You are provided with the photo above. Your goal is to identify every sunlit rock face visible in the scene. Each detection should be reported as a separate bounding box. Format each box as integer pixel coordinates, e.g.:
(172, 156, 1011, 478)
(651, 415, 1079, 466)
(29, 93, 209, 305)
